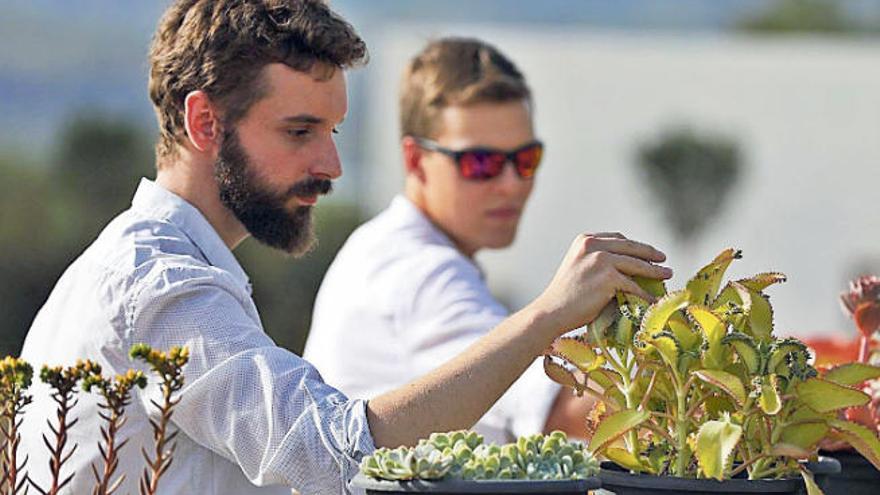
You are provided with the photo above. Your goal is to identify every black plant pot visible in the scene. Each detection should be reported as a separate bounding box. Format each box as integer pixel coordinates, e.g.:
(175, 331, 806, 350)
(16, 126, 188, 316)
(819, 450, 880, 495)
(349, 473, 601, 494)
(598, 458, 840, 495)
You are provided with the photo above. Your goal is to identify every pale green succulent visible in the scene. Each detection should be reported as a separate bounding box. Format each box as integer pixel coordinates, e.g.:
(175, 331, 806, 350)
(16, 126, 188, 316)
(360, 430, 599, 482)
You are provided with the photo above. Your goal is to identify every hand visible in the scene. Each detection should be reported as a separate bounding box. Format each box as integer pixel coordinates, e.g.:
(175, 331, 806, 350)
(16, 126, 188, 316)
(530, 232, 672, 336)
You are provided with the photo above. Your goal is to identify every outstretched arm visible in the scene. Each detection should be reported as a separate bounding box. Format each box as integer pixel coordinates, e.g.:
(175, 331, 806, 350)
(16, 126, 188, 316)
(367, 233, 671, 448)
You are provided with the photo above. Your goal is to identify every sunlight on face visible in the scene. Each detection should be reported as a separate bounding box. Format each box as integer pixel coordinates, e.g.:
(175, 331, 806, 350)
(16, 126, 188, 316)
(216, 63, 348, 254)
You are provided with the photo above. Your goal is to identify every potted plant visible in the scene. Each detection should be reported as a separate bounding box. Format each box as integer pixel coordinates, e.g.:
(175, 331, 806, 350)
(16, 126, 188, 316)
(351, 430, 601, 494)
(816, 276, 880, 495)
(543, 249, 880, 495)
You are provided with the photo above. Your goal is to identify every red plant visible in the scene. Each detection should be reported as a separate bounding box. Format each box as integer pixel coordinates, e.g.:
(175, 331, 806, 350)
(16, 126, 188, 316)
(841, 275, 880, 363)
(835, 276, 880, 437)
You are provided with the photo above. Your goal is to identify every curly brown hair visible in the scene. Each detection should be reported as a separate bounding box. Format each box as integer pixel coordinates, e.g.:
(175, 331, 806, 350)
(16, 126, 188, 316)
(399, 37, 531, 140)
(149, 0, 367, 167)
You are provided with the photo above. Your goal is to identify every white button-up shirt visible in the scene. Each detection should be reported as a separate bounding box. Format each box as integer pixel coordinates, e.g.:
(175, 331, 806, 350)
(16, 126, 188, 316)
(305, 195, 559, 445)
(20, 179, 375, 495)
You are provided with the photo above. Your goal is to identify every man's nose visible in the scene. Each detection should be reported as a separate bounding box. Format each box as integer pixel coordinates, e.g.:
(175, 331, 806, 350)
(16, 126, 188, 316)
(493, 161, 524, 194)
(311, 137, 343, 180)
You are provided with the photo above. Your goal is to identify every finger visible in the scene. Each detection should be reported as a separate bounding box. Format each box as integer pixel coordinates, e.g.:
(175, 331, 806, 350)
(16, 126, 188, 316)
(614, 273, 655, 303)
(609, 253, 673, 279)
(590, 232, 627, 240)
(584, 237, 666, 262)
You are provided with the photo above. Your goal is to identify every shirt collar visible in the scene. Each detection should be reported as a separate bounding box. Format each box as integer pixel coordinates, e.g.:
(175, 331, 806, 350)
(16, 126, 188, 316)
(131, 178, 252, 293)
(390, 194, 487, 279)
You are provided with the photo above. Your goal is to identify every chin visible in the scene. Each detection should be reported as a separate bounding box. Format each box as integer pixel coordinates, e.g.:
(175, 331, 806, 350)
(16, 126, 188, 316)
(482, 232, 518, 250)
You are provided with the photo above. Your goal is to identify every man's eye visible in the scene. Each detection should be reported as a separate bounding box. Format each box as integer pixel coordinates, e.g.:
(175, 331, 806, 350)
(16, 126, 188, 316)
(332, 127, 340, 135)
(288, 128, 310, 138)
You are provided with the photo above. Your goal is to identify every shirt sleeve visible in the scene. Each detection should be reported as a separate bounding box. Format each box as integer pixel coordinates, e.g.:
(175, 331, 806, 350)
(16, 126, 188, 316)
(126, 264, 375, 494)
(400, 252, 561, 440)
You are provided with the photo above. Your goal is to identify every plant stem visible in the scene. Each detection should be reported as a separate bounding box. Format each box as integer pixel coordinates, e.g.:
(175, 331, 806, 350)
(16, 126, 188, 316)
(620, 372, 641, 456)
(730, 454, 768, 478)
(675, 387, 688, 477)
(2, 395, 28, 495)
(93, 408, 125, 495)
(44, 389, 78, 495)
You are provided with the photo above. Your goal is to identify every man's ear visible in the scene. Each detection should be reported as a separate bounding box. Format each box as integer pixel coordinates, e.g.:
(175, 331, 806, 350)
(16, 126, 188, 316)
(183, 90, 222, 153)
(401, 136, 426, 182)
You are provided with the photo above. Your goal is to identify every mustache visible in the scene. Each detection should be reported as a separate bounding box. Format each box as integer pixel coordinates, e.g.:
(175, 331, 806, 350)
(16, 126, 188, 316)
(286, 177, 333, 199)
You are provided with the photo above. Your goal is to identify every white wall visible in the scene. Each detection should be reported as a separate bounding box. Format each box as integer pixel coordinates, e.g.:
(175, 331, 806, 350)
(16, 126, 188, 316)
(356, 25, 880, 337)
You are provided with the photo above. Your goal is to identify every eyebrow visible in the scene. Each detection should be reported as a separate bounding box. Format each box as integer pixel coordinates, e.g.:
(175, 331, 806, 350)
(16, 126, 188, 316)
(281, 114, 324, 125)
(280, 114, 346, 126)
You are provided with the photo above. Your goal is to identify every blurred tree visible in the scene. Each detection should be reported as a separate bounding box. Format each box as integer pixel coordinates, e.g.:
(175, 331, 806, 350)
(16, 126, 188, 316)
(635, 128, 743, 248)
(52, 113, 154, 246)
(736, 0, 864, 34)
(0, 152, 60, 357)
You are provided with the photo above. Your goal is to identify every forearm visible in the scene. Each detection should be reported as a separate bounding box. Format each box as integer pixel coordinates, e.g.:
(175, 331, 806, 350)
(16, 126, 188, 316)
(367, 304, 558, 448)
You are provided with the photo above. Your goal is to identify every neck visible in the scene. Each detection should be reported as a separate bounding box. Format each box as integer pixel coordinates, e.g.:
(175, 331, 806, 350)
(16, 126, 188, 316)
(404, 184, 479, 259)
(156, 150, 249, 250)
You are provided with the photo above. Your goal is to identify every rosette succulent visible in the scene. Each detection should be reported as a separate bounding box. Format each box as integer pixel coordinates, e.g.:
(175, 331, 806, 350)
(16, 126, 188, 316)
(543, 249, 880, 493)
(359, 430, 599, 482)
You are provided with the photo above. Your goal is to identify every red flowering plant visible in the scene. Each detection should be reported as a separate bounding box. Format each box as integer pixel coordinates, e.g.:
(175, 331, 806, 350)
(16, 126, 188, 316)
(835, 276, 880, 435)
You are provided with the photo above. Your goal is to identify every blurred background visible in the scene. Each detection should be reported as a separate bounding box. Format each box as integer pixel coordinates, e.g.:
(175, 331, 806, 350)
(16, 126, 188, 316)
(1, 0, 879, 358)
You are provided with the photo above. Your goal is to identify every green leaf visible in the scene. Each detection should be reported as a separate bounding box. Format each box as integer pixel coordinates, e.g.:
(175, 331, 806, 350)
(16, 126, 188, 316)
(687, 305, 729, 369)
(712, 281, 750, 313)
(647, 332, 681, 370)
(634, 276, 667, 298)
(705, 396, 735, 419)
(797, 378, 870, 413)
(800, 468, 825, 495)
(589, 368, 622, 391)
(641, 290, 691, 337)
(767, 338, 809, 374)
(695, 415, 743, 480)
(588, 409, 651, 454)
(722, 332, 762, 374)
(613, 312, 634, 349)
(617, 292, 650, 319)
(686, 248, 741, 306)
(668, 314, 701, 353)
(758, 374, 782, 415)
(823, 362, 880, 387)
(588, 302, 620, 344)
(736, 272, 787, 292)
(829, 419, 880, 471)
(746, 290, 774, 343)
(694, 369, 747, 406)
(605, 447, 649, 473)
(770, 443, 812, 459)
(549, 337, 605, 373)
(780, 407, 830, 450)
(543, 356, 584, 394)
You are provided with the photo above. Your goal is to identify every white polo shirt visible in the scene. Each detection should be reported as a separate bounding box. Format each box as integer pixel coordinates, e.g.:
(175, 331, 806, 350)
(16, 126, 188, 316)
(305, 195, 559, 444)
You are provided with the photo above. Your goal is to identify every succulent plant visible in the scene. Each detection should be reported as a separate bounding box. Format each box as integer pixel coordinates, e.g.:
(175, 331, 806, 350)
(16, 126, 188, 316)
(360, 430, 599, 482)
(0, 356, 33, 495)
(543, 249, 880, 494)
(129, 344, 189, 495)
(81, 361, 148, 495)
(31, 363, 87, 495)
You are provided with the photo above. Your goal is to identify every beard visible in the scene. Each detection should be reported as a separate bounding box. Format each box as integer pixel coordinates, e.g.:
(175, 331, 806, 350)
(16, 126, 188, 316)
(213, 128, 332, 256)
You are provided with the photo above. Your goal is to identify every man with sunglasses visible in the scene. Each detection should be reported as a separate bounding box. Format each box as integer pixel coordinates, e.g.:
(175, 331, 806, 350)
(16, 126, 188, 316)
(305, 38, 653, 443)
